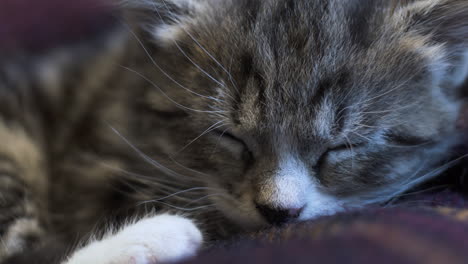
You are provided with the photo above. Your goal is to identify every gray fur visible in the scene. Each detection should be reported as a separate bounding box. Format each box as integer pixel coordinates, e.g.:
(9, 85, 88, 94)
(0, 0, 467, 262)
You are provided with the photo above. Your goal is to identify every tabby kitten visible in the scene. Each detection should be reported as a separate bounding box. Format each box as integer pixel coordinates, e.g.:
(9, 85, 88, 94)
(0, 0, 467, 263)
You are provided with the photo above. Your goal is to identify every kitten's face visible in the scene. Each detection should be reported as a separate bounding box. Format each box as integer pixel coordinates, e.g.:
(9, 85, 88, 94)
(133, 0, 468, 229)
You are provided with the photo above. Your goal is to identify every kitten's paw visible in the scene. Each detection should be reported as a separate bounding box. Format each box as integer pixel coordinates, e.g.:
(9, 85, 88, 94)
(64, 214, 203, 264)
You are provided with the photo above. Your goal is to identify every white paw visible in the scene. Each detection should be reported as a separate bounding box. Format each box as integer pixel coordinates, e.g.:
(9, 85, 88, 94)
(64, 214, 203, 264)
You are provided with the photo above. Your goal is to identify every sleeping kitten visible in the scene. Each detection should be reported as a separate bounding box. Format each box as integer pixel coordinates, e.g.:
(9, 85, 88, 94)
(0, 0, 467, 263)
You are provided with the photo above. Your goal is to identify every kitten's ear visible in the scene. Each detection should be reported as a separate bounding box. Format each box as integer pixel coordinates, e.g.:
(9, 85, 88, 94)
(120, 0, 205, 46)
(397, 0, 468, 87)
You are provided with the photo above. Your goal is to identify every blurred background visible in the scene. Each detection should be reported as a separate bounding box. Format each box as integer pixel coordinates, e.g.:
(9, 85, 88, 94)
(0, 0, 115, 56)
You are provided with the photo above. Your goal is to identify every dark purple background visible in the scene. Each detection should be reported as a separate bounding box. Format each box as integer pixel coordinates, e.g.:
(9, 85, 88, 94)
(0, 0, 115, 54)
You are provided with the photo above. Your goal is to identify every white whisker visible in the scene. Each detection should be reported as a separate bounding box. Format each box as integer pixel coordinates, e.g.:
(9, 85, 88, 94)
(357, 154, 468, 207)
(122, 22, 224, 102)
(149, 187, 215, 202)
(120, 66, 225, 114)
(177, 121, 226, 153)
(158, 0, 239, 94)
(343, 134, 355, 169)
(149, 201, 216, 211)
(108, 125, 198, 181)
(172, 41, 226, 88)
(209, 127, 230, 156)
(168, 157, 212, 177)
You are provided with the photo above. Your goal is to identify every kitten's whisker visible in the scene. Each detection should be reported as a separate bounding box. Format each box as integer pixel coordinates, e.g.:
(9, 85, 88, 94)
(151, 187, 217, 202)
(401, 154, 468, 189)
(120, 66, 225, 114)
(122, 22, 221, 102)
(149, 2, 226, 89)
(144, 200, 216, 211)
(350, 123, 380, 129)
(343, 135, 355, 169)
(109, 126, 199, 182)
(349, 130, 374, 143)
(381, 154, 468, 206)
(391, 184, 450, 199)
(383, 160, 430, 205)
(182, 30, 239, 93)
(173, 41, 226, 88)
(358, 74, 418, 106)
(360, 102, 419, 115)
(104, 162, 229, 204)
(168, 157, 212, 178)
(99, 162, 196, 187)
(347, 160, 430, 206)
(158, 0, 239, 94)
(338, 72, 421, 122)
(183, 193, 230, 206)
(138, 192, 224, 211)
(383, 200, 435, 208)
(113, 173, 201, 199)
(227, 56, 239, 94)
(136, 188, 221, 206)
(177, 121, 226, 153)
(209, 127, 230, 156)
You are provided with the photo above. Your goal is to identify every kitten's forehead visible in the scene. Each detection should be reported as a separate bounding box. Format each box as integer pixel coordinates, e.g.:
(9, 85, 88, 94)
(174, 0, 442, 144)
(212, 0, 429, 138)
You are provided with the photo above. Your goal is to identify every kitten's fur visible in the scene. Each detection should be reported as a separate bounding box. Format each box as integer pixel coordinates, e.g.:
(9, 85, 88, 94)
(0, 0, 467, 263)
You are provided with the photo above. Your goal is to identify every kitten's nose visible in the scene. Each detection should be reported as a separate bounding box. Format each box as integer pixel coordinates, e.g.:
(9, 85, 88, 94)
(255, 203, 304, 226)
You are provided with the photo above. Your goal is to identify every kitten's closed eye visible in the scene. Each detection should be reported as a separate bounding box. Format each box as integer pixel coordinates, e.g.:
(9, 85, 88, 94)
(384, 133, 433, 147)
(328, 142, 365, 152)
(213, 129, 243, 143)
(212, 129, 253, 161)
(213, 129, 243, 144)
(314, 141, 369, 172)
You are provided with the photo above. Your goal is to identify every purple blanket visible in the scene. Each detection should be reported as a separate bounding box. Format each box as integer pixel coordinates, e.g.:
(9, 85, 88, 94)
(183, 208, 468, 264)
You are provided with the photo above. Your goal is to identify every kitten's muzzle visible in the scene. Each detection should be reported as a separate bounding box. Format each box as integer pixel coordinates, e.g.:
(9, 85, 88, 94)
(255, 203, 304, 226)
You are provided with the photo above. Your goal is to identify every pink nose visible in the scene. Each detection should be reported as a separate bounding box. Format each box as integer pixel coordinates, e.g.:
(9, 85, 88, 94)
(255, 203, 304, 225)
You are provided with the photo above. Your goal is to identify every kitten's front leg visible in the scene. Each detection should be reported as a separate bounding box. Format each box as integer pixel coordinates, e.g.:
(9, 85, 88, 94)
(64, 214, 203, 264)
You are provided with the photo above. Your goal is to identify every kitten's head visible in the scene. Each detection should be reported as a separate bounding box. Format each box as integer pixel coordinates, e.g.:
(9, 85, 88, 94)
(124, 0, 468, 229)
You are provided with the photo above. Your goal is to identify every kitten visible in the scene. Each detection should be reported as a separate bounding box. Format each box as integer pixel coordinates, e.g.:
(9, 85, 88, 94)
(0, 0, 467, 263)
